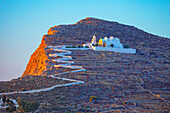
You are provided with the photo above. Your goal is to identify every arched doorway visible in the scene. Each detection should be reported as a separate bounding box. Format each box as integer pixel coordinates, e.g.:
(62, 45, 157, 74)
(110, 44, 114, 47)
(103, 41, 106, 47)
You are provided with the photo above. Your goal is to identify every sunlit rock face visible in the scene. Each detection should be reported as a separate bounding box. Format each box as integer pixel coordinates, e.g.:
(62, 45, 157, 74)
(22, 35, 48, 77)
(21, 17, 170, 77)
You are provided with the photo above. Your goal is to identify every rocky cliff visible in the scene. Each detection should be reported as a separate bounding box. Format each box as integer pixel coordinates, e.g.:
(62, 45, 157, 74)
(22, 35, 48, 77)
(22, 17, 170, 77)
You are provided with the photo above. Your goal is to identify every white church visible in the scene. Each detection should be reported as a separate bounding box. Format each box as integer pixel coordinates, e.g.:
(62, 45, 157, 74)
(90, 35, 136, 53)
(91, 35, 123, 48)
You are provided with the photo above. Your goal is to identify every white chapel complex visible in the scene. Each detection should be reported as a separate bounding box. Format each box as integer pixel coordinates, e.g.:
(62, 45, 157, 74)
(61, 35, 136, 54)
(89, 35, 136, 53)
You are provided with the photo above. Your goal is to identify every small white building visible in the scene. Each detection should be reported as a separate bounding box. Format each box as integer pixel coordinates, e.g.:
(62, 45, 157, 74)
(91, 35, 97, 45)
(82, 43, 91, 47)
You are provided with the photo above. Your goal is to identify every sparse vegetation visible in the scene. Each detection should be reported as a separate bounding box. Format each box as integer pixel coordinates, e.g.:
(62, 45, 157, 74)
(1, 95, 17, 112)
(66, 46, 71, 48)
(78, 45, 83, 48)
(17, 98, 39, 112)
(66, 46, 76, 48)
(7, 100, 14, 106)
(6, 106, 16, 112)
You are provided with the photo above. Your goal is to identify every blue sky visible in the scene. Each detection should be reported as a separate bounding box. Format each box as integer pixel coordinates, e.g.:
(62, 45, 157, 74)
(0, 0, 169, 81)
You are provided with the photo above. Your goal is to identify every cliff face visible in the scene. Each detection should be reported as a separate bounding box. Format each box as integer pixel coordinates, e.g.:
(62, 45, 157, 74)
(22, 17, 170, 77)
(22, 36, 48, 77)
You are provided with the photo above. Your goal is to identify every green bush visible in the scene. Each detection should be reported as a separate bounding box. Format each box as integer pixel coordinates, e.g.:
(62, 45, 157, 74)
(66, 46, 71, 48)
(85, 46, 89, 48)
(22, 88, 27, 91)
(124, 45, 129, 48)
(56, 96, 59, 99)
(78, 45, 81, 48)
(2, 95, 6, 103)
(72, 46, 77, 48)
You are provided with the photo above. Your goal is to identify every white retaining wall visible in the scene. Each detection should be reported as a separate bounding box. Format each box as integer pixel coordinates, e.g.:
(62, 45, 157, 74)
(59, 45, 91, 50)
(92, 47, 136, 53)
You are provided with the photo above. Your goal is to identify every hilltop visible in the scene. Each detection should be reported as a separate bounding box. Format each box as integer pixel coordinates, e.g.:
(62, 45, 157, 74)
(22, 17, 170, 77)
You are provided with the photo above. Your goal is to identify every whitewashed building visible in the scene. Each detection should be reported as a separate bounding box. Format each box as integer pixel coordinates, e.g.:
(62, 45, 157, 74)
(91, 35, 136, 53)
(98, 36, 123, 48)
(91, 35, 97, 45)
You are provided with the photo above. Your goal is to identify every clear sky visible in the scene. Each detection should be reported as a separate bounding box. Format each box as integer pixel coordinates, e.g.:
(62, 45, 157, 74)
(0, 0, 169, 81)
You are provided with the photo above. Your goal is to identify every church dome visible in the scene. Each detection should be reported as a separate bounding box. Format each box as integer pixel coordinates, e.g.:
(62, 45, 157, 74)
(104, 37, 108, 41)
(115, 37, 120, 42)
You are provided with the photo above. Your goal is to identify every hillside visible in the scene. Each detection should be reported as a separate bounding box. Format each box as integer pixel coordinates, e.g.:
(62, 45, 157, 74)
(1, 17, 169, 112)
(22, 17, 170, 77)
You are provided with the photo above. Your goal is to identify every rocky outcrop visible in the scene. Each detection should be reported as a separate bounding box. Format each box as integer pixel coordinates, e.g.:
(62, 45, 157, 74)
(22, 17, 170, 77)
(22, 36, 48, 77)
